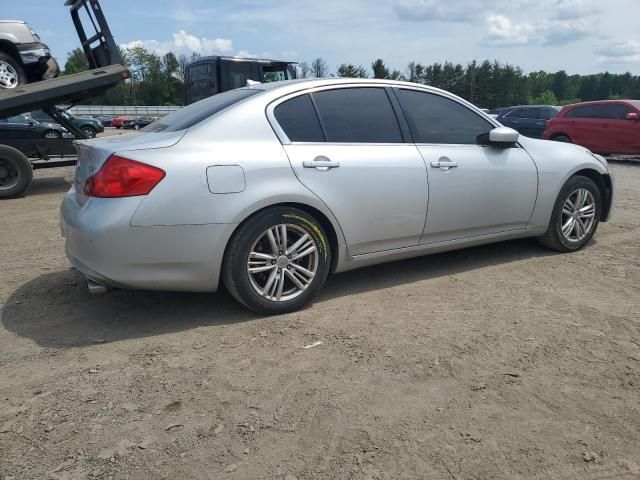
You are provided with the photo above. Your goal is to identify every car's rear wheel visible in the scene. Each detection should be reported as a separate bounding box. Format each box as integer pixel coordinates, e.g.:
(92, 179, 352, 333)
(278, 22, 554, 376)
(81, 126, 97, 138)
(553, 135, 572, 143)
(537, 175, 601, 252)
(0, 52, 26, 89)
(0, 145, 33, 199)
(43, 130, 62, 139)
(222, 207, 331, 314)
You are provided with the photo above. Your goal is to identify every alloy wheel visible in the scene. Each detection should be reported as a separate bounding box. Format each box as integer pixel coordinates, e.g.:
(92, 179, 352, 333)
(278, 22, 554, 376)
(247, 224, 319, 302)
(0, 60, 19, 89)
(561, 188, 596, 242)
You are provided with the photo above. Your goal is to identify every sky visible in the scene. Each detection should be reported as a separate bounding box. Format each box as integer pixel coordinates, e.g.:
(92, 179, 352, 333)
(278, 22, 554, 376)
(4, 0, 640, 75)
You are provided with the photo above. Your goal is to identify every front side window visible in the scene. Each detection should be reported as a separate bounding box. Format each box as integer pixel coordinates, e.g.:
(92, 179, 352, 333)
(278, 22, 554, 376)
(396, 89, 492, 144)
(312, 88, 403, 143)
(598, 104, 634, 120)
(274, 94, 324, 142)
(504, 109, 523, 119)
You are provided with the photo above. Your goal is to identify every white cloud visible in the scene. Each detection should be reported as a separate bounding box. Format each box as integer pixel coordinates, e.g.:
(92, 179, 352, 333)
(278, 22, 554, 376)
(549, 0, 596, 20)
(481, 14, 591, 47)
(482, 15, 533, 47)
(595, 39, 640, 64)
(121, 30, 233, 56)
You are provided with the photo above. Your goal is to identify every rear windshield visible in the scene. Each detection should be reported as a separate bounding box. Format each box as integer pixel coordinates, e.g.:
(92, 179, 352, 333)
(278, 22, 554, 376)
(143, 88, 263, 132)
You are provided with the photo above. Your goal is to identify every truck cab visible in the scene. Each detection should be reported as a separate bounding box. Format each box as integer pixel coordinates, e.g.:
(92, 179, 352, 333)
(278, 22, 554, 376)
(185, 56, 299, 104)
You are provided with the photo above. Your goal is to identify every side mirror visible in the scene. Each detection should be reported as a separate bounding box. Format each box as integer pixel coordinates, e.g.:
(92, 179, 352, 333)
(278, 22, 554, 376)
(625, 112, 639, 121)
(477, 127, 519, 147)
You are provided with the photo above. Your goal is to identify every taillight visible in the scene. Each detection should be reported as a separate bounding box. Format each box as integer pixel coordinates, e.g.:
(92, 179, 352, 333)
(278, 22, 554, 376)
(84, 155, 165, 198)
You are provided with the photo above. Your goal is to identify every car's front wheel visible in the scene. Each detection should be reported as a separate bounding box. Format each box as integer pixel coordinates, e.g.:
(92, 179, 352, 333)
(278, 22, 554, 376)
(538, 175, 601, 252)
(222, 207, 331, 314)
(552, 134, 572, 143)
(0, 52, 26, 89)
(81, 126, 97, 138)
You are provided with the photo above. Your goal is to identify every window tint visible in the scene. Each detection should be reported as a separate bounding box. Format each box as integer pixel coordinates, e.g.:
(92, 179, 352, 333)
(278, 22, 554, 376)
(143, 88, 262, 132)
(274, 94, 324, 142)
(599, 104, 634, 119)
(519, 108, 539, 119)
(312, 88, 403, 143)
(504, 109, 523, 118)
(397, 89, 492, 144)
(566, 105, 596, 118)
(541, 108, 558, 120)
(567, 103, 634, 119)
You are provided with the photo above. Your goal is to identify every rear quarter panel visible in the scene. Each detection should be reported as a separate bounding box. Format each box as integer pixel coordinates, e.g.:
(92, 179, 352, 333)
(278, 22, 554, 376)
(129, 100, 347, 246)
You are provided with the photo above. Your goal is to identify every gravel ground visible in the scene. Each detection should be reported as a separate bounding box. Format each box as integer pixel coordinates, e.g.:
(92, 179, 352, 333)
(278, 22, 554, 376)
(0, 161, 639, 480)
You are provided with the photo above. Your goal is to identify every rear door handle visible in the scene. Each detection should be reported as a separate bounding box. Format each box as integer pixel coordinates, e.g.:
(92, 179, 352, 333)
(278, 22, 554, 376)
(431, 158, 458, 170)
(303, 156, 340, 170)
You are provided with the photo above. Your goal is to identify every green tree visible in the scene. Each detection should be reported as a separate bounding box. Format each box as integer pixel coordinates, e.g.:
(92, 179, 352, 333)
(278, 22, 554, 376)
(337, 64, 368, 78)
(530, 89, 558, 105)
(371, 59, 390, 79)
(62, 48, 89, 75)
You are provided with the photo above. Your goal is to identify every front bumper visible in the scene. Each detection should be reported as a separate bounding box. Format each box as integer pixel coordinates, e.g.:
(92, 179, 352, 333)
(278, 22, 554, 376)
(18, 43, 59, 80)
(60, 187, 237, 292)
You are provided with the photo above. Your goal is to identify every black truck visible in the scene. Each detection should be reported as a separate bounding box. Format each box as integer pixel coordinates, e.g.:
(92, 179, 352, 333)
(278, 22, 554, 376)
(185, 56, 299, 104)
(0, 0, 129, 198)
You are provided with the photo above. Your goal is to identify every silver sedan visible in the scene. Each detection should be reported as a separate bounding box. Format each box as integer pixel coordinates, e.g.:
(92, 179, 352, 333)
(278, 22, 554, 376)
(61, 79, 614, 314)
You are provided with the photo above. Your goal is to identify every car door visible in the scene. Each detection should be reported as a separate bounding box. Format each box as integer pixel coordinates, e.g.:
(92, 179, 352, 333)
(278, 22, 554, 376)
(565, 105, 601, 151)
(599, 103, 638, 154)
(515, 108, 540, 137)
(394, 88, 538, 244)
(4, 116, 39, 139)
(272, 87, 429, 256)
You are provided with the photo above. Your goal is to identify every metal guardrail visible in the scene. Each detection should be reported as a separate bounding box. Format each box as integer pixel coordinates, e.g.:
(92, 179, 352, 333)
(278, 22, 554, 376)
(68, 105, 182, 116)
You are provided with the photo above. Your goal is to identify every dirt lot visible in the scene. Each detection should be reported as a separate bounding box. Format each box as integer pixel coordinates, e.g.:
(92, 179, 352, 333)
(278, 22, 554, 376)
(1, 161, 639, 480)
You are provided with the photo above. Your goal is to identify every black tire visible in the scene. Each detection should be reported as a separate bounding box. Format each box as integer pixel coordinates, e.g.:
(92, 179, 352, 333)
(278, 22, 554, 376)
(537, 175, 601, 252)
(115, 126, 122, 129)
(43, 130, 61, 139)
(552, 135, 572, 143)
(81, 126, 97, 138)
(222, 207, 331, 315)
(0, 52, 27, 89)
(0, 145, 33, 199)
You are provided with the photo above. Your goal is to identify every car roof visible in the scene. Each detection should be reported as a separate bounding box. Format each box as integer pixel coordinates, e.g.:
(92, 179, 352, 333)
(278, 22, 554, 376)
(563, 99, 638, 107)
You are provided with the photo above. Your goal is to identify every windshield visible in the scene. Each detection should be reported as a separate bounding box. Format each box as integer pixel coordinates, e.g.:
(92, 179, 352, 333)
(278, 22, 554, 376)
(144, 88, 263, 133)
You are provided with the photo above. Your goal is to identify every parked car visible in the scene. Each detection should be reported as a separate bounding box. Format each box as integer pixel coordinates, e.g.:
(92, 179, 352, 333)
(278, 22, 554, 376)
(111, 116, 134, 129)
(123, 116, 155, 130)
(29, 109, 104, 137)
(61, 79, 614, 314)
(497, 105, 560, 138)
(0, 114, 67, 139)
(95, 115, 113, 127)
(0, 20, 59, 89)
(543, 100, 640, 155)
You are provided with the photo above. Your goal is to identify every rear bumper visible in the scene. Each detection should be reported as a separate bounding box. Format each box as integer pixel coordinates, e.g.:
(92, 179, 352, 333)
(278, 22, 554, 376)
(60, 187, 237, 292)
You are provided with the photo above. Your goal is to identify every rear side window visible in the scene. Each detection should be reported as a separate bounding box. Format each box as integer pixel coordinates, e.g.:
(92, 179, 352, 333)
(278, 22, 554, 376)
(541, 108, 558, 120)
(274, 94, 324, 142)
(144, 88, 262, 132)
(566, 105, 599, 119)
(312, 88, 403, 143)
(397, 89, 492, 144)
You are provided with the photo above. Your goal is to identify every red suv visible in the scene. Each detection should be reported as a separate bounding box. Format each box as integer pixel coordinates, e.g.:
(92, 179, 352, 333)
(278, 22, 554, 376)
(543, 100, 640, 155)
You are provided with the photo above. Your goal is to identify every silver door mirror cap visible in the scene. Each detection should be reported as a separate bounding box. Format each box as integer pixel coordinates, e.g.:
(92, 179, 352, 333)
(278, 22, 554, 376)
(489, 126, 519, 146)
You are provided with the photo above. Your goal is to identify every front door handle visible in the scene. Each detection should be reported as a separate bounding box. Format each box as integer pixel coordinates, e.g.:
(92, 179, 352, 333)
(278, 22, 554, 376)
(430, 157, 458, 170)
(303, 156, 340, 170)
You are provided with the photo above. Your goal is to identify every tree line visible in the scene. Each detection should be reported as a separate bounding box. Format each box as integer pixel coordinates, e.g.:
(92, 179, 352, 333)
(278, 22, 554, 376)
(63, 47, 640, 109)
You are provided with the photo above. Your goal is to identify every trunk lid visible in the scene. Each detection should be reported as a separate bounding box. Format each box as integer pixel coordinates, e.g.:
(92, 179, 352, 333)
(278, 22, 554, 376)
(74, 131, 186, 205)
